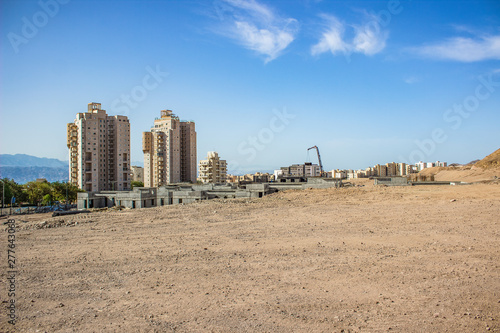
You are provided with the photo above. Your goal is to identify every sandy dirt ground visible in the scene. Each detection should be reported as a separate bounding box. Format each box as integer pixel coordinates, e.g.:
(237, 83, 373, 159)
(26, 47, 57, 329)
(1, 182, 500, 332)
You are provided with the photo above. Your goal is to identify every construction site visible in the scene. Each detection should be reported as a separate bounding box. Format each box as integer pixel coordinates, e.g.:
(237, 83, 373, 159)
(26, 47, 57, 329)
(76, 145, 344, 210)
(3, 150, 499, 332)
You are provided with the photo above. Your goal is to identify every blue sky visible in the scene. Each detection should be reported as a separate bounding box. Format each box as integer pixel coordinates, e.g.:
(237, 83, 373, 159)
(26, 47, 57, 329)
(1, 0, 499, 173)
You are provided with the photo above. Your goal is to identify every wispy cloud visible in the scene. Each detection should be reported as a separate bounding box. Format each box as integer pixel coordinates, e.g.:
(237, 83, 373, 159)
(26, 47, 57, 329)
(214, 0, 299, 63)
(352, 17, 388, 55)
(311, 14, 389, 58)
(404, 76, 420, 84)
(413, 34, 500, 62)
(311, 16, 349, 56)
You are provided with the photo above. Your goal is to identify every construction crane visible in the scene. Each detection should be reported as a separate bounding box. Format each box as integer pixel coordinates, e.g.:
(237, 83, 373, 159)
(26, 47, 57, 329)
(307, 145, 324, 177)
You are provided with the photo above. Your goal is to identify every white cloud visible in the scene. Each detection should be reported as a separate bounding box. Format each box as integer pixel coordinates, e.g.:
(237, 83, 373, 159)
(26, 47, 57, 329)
(233, 20, 297, 62)
(413, 35, 500, 62)
(215, 0, 299, 63)
(311, 16, 349, 56)
(311, 14, 389, 58)
(352, 23, 388, 55)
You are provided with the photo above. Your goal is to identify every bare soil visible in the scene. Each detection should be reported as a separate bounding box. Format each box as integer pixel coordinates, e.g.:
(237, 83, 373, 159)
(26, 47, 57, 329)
(1, 182, 500, 332)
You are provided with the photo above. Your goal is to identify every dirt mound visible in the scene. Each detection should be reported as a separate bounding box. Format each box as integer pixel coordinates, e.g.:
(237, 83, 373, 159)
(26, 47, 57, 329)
(418, 166, 453, 176)
(474, 148, 500, 169)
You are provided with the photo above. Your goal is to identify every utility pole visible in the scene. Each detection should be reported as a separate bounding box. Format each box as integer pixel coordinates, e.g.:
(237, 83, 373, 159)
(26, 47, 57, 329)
(2, 179, 4, 213)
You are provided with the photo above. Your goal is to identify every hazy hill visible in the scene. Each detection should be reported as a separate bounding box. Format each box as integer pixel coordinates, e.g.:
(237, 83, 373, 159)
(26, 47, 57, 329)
(0, 154, 68, 168)
(474, 148, 500, 169)
(0, 166, 68, 183)
(0, 154, 68, 183)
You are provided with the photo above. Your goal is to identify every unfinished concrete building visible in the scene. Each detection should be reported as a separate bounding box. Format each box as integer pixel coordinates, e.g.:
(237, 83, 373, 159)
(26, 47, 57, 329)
(198, 151, 227, 184)
(67, 102, 130, 191)
(77, 178, 343, 210)
(143, 110, 197, 187)
(280, 162, 321, 178)
(77, 183, 273, 209)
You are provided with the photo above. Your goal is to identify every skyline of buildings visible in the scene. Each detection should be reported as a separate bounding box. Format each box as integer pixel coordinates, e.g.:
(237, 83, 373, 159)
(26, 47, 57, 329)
(328, 161, 448, 180)
(66, 103, 450, 191)
(67, 103, 130, 192)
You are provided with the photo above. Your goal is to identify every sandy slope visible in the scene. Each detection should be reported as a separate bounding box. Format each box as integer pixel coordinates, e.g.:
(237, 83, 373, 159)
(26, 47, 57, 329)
(419, 166, 500, 182)
(475, 148, 500, 169)
(1, 183, 500, 332)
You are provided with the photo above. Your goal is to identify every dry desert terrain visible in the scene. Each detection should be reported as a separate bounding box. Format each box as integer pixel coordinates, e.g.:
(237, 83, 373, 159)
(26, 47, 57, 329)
(1, 180, 500, 332)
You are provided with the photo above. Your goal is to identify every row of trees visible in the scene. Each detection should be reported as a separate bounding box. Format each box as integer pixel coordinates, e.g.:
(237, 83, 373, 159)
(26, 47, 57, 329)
(1, 178, 83, 206)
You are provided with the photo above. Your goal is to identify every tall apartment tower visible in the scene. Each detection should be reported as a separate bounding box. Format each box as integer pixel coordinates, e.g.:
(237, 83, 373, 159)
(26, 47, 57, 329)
(67, 103, 131, 192)
(142, 110, 196, 186)
(198, 151, 227, 184)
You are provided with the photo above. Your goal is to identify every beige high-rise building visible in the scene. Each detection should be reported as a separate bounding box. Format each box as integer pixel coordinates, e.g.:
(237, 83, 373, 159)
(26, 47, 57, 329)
(67, 102, 130, 192)
(143, 110, 197, 186)
(374, 164, 387, 177)
(386, 162, 397, 176)
(396, 162, 407, 176)
(198, 152, 227, 184)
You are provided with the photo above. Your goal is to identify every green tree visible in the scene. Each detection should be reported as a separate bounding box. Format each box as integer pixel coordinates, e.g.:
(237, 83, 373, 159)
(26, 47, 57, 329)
(61, 182, 83, 203)
(42, 194, 53, 206)
(131, 181, 144, 189)
(24, 180, 52, 205)
(45, 181, 83, 204)
(1, 178, 13, 207)
(1, 178, 26, 206)
(51, 181, 70, 203)
(1, 179, 83, 206)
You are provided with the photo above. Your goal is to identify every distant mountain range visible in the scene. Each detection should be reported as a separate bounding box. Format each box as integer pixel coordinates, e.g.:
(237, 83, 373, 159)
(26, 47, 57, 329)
(0, 154, 144, 184)
(0, 154, 68, 168)
(0, 154, 68, 183)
